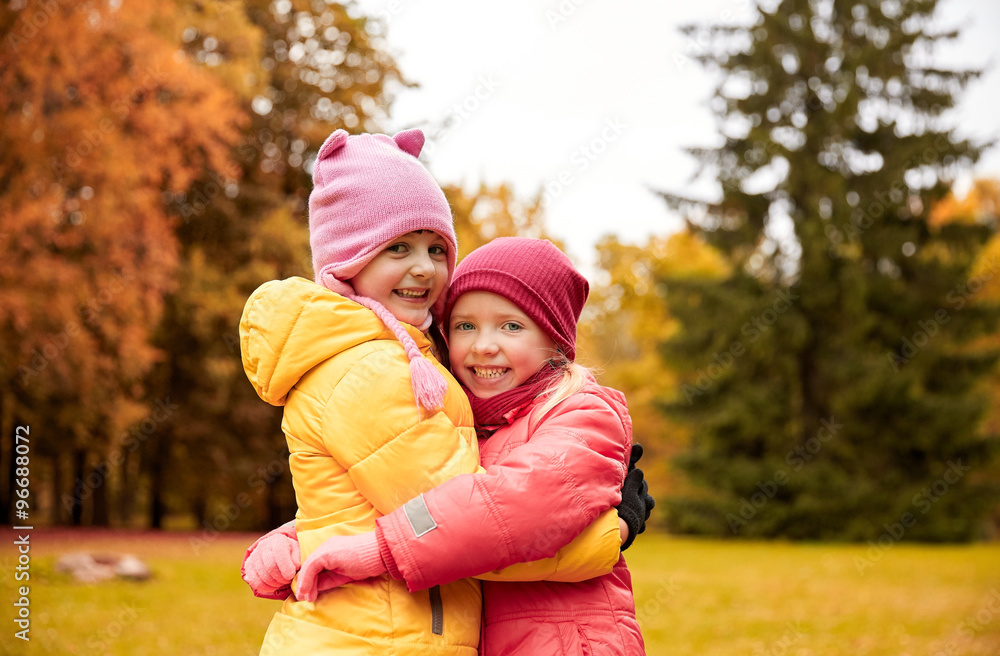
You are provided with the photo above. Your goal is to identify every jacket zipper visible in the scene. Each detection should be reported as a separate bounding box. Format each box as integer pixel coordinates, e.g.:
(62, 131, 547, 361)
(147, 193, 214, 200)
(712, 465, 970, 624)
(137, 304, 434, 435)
(429, 585, 444, 635)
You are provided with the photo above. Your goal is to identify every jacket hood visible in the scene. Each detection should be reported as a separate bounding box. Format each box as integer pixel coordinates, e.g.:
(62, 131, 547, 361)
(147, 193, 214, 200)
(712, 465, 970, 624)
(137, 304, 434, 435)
(240, 277, 431, 406)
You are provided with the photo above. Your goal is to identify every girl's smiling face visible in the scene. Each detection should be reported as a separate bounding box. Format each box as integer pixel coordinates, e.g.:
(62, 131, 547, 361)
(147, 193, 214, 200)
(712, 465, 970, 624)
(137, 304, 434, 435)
(349, 231, 449, 327)
(448, 291, 557, 398)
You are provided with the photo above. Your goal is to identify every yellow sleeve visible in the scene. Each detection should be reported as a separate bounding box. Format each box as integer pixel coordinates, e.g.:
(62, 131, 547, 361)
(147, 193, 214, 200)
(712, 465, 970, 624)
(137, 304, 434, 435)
(321, 347, 479, 514)
(475, 509, 621, 582)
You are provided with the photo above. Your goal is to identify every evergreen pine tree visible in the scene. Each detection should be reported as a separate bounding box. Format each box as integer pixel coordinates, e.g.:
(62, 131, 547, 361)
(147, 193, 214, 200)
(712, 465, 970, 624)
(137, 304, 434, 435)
(661, 0, 999, 540)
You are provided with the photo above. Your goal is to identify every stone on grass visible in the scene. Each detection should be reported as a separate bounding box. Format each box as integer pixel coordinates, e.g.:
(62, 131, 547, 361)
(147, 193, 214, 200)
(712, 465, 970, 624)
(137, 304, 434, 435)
(55, 552, 152, 583)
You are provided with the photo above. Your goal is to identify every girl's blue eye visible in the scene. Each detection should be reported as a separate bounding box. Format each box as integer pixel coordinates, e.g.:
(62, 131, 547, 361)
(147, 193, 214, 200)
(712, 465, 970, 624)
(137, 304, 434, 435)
(455, 322, 474, 331)
(503, 322, 522, 332)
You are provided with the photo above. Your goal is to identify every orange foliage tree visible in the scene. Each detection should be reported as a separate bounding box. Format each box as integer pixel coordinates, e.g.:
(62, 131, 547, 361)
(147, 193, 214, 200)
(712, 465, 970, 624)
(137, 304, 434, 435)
(0, 0, 244, 524)
(143, 0, 410, 531)
(445, 182, 554, 260)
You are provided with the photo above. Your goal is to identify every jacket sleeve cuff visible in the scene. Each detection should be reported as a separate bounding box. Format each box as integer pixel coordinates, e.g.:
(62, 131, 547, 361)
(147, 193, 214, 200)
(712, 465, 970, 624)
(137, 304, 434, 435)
(376, 504, 430, 592)
(377, 526, 402, 580)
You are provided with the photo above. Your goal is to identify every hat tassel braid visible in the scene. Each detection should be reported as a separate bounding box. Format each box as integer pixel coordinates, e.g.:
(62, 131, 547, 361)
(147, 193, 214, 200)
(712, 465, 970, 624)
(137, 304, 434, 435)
(348, 295, 448, 412)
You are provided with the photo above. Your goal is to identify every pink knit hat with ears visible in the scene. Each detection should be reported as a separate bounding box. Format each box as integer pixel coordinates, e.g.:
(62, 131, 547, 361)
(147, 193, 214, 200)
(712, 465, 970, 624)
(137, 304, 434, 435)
(309, 128, 457, 412)
(443, 237, 589, 361)
(309, 128, 458, 311)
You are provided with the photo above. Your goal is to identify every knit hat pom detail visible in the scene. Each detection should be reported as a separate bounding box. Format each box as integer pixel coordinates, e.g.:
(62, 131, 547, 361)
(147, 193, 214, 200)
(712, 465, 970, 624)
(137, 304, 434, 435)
(393, 129, 425, 158)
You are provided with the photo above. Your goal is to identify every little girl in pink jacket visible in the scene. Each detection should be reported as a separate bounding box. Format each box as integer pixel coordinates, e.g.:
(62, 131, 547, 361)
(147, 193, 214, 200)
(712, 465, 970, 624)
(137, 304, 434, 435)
(283, 237, 647, 655)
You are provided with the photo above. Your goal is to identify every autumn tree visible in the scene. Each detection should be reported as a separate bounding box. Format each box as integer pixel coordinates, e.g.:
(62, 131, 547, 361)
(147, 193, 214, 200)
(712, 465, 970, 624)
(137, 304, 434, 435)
(0, 0, 244, 525)
(445, 182, 553, 259)
(0, 0, 595, 531)
(144, 0, 407, 530)
(660, 0, 999, 540)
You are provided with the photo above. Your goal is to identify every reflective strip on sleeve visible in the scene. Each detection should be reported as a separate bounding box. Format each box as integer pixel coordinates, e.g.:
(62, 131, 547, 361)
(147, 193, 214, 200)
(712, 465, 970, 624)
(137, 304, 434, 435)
(403, 493, 438, 537)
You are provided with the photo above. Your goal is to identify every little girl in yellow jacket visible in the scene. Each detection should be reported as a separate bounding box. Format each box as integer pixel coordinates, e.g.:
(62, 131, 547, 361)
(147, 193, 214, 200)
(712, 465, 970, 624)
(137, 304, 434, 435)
(239, 129, 623, 655)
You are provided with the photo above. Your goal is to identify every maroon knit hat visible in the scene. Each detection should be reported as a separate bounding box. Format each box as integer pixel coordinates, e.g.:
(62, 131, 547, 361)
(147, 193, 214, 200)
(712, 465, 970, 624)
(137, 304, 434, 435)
(443, 237, 589, 361)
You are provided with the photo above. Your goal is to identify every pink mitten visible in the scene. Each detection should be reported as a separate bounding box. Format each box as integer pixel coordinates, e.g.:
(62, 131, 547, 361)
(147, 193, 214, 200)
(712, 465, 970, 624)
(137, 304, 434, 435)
(296, 531, 387, 602)
(241, 521, 301, 600)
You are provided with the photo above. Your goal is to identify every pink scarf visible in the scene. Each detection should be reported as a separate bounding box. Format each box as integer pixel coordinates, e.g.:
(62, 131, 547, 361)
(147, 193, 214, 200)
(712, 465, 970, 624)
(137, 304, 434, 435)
(466, 362, 564, 439)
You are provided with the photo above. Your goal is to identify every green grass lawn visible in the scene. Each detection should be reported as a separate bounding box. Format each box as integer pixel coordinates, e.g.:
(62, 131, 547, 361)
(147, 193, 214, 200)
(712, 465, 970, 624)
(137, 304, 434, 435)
(2, 527, 998, 655)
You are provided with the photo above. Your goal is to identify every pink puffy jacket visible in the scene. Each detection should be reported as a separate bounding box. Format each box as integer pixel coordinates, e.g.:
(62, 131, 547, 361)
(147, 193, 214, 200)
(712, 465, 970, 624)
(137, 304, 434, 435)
(377, 378, 646, 655)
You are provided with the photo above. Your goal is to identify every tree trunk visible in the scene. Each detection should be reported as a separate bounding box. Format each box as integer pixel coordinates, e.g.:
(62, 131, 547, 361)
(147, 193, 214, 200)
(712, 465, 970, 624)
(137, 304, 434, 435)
(0, 430, 11, 526)
(266, 469, 282, 529)
(148, 433, 170, 529)
(51, 453, 65, 525)
(71, 449, 87, 526)
(191, 485, 207, 528)
(91, 462, 110, 526)
(118, 450, 133, 527)
(0, 390, 12, 526)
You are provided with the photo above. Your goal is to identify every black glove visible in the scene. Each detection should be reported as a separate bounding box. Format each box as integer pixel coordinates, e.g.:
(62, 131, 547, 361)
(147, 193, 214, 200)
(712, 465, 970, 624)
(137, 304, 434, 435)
(616, 443, 655, 551)
(628, 443, 644, 471)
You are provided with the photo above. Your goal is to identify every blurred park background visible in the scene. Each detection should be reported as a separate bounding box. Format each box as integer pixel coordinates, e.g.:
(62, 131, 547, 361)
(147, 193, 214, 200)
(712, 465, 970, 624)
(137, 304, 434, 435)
(2, 0, 1000, 653)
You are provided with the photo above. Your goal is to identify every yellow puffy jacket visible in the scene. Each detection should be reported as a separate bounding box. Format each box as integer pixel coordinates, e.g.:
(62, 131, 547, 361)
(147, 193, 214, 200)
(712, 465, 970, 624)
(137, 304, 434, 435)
(240, 278, 620, 655)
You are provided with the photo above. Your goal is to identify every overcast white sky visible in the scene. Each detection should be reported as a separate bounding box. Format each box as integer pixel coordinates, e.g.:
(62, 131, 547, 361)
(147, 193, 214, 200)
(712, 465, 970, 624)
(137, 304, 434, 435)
(356, 0, 1000, 268)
